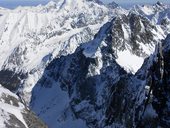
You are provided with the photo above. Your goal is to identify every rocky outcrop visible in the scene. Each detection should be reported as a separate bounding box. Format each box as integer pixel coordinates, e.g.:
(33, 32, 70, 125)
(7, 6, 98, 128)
(0, 70, 26, 91)
(0, 85, 47, 128)
(136, 34, 170, 127)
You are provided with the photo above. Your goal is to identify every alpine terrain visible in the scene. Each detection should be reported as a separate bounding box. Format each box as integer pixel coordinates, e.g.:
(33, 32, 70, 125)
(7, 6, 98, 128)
(0, 0, 170, 128)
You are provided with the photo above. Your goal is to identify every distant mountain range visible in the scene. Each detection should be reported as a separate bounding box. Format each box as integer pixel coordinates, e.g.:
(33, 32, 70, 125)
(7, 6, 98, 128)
(0, 0, 170, 128)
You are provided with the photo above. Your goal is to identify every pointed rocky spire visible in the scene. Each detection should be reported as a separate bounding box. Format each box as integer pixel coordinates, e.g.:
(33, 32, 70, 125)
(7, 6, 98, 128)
(107, 1, 118, 9)
(156, 1, 164, 6)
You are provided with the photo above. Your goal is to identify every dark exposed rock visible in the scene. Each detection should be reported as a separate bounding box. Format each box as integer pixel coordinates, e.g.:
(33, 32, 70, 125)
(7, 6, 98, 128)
(0, 5, 169, 127)
(1, 93, 19, 107)
(156, 1, 164, 7)
(105, 75, 145, 128)
(5, 114, 26, 128)
(86, 0, 104, 5)
(0, 70, 26, 91)
(136, 34, 170, 127)
(107, 1, 118, 9)
(23, 110, 47, 128)
(110, 13, 156, 57)
(30, 16, 170, 127)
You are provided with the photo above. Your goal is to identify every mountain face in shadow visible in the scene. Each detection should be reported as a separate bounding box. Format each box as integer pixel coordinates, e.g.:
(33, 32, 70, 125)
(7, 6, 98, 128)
(29, 12, 170, 127)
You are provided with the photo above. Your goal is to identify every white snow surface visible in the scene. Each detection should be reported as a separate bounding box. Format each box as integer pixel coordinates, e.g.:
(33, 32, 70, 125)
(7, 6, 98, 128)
(116, 50, 144, 74)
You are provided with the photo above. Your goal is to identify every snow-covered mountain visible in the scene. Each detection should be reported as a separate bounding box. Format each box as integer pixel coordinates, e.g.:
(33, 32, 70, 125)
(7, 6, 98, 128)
(133, 1, 170, 32)
(0, 0, 127, 104)
(0, 0, 126, 72)
(0, 0, 170, 128)
(29, 9, 170, 127)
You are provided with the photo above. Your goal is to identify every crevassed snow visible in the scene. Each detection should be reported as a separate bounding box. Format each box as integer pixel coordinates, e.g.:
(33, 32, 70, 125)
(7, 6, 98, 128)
(116, 50, 144, 74)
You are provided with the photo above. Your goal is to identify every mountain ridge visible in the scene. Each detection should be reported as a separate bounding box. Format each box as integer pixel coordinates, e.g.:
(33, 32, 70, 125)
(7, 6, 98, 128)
(0, 1, 170, 128)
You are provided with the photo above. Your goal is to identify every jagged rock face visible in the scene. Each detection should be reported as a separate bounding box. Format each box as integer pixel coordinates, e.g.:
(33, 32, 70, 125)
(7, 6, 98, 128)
(161, 17, 170, 34)
(134, 34, 170, 127)
(100, 12, 165, 74)
(133, 2, 170, 27)
(105, 75, 145, 128)
(30, 13, 163, 127)
(111, 13, 158, 57)
(0, 70, 26, 91)
(0, 1, 126, 127)
(106, 1, 118, 9)
(104, 35, 170, 128)
(144, 35, 170, 127)
(30, 21, 128, 128)
(29, 7, 170, 127)
(0, 0, 122, 72)
(0, 85, 47, 128)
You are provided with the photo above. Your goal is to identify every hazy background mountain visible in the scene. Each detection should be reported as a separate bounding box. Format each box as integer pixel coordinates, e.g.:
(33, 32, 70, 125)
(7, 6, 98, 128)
(0, 0, 170, 9)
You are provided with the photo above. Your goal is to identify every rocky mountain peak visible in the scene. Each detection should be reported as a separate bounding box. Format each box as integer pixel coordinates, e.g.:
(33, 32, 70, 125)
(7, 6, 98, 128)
(107, 1, 118, 9)
(156, 1, 164, 6)
(86, 0, 104, 4)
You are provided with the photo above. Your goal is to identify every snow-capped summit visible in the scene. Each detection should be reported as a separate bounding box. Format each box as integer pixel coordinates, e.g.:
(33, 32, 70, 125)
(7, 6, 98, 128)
(131, 1, 170, 27)
(0, 1, 170, 128)
(45, 1, 58, 8)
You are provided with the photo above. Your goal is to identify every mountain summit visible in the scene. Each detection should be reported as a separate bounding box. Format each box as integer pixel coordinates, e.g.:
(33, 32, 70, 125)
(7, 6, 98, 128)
(0, 1, 170, 128)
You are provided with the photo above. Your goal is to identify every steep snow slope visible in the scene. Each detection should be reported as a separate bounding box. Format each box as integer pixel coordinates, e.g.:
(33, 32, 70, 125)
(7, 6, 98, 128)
(0, 85, 47, 128)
